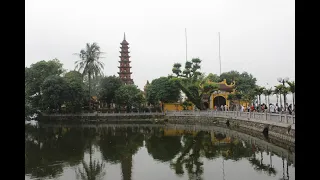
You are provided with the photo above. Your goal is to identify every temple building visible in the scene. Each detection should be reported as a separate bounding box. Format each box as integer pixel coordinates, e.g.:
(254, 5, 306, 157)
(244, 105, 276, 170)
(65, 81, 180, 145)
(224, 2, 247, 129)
(118, 33, 134, 85)
(208, 79, 235, 109)
(208, 79, 249, 109)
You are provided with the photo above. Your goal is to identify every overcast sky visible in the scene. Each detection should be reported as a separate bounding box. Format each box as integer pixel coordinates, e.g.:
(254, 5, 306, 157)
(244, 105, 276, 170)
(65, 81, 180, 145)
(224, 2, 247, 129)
(25, 0, 295, 103)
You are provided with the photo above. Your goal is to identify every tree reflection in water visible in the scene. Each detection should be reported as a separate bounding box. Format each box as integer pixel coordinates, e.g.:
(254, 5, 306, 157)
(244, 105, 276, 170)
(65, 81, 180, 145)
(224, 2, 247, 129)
(25, 124, 293, 180)
(25, 125, 87, 179)
(76, 128, 105, 180)
(99, 127, 144, 180)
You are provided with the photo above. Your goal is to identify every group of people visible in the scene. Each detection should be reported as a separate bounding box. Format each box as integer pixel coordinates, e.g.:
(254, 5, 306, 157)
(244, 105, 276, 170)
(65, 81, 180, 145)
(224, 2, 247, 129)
(247, 103, 295, 114)
(214, 103, 295, 115)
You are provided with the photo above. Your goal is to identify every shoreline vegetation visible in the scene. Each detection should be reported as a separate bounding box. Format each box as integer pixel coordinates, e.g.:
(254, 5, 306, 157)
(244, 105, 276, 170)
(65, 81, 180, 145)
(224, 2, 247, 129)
(25, 43, 295, 121)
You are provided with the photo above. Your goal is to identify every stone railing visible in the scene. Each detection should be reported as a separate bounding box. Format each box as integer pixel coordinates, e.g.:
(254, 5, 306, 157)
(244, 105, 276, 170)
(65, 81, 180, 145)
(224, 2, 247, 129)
(42, 110, 295, 125)
(165, 110, 295, 125)
(44, 111, 164, 117)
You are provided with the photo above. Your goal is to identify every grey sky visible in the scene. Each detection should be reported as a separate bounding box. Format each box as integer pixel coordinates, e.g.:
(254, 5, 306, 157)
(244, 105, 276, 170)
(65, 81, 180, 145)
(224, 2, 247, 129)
(26, 0, 295, 103)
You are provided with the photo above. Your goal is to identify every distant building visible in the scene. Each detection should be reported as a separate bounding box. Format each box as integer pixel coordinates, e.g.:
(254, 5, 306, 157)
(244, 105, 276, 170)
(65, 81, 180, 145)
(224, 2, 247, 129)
(118, 33, 134, 85)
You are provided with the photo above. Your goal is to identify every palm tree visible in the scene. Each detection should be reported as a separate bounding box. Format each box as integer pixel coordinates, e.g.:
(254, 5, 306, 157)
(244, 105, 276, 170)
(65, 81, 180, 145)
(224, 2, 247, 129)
(74, 43, 105, 110)
(254, 86, 265, 105)
(274, 85, 282, 107)
(76, 128, 105, 180)
(281, 85, 290, 110)
(286, 81, 295, 106)
(265, 88, 273, 111)
(263, 89, 268, 105)
(272, 86, 280, 104)
(76, 159, 105, 180)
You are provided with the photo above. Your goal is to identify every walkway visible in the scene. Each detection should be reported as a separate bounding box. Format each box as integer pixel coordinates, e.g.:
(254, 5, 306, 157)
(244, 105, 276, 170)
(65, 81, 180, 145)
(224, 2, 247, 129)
(166, 110, 295, 129)
(43, 110, 295, 128)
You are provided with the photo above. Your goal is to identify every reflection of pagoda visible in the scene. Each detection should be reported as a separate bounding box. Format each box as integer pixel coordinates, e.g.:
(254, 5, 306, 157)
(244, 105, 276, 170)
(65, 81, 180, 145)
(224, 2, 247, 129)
(118, 33, 134, 85)
(143, 81, 150, 107)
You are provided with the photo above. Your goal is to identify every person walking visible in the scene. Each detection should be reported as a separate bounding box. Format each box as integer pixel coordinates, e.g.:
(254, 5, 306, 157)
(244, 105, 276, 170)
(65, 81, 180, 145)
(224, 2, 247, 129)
(288, 104, 293, 115)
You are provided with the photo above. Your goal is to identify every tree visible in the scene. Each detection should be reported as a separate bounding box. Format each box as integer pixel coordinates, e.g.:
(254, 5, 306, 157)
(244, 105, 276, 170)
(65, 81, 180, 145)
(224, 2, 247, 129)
(235, 92, 243, 109)
(273, 86, 281, 105)
(219, 71, 257, 94)
(115, 85, 145, 112)
(219, 71, 240, 84)
(263, 89, 268, 104)
(242, 91, 255, 107)
(146, 134, 182, 162)
(83, 75, 103, 97)
(64, 70, 83, 83)
(286, 81, 295, 106)
(171, 58, 218, 110)
(274, 84, 289, 109)
(64, 71, 86, 113)
(74, 43, 105, 110)
(25, 59, 64, 111)
(265, 88, 273, 111)
(98, 76, 123, 108)
(282, 86, 290, 109)
(40, 75, 68, 112)
(254, 86, 265, 105)
(205, 73, 220, 82)
(99, 127, 144, 180)
(145, 77, 181, 106)
(227, 94, 236, 111)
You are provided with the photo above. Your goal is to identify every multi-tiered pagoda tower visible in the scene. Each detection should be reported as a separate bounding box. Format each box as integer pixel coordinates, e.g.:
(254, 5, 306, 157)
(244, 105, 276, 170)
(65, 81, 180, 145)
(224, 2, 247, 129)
(118, 33, 134, 85)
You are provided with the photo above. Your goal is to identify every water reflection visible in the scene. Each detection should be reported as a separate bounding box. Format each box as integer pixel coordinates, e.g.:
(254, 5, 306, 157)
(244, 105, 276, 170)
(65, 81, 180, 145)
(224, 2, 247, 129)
(25, 124, 295, 180)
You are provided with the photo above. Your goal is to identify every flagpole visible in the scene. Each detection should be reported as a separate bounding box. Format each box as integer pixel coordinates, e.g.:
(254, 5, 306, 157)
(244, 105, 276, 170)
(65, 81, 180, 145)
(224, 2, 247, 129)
(185, 28, 188, 62)
(219, 32, 221, 76)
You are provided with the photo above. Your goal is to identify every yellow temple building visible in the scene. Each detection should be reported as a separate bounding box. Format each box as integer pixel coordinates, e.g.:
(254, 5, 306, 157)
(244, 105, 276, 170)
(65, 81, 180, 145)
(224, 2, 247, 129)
(144, 79, 250, 111)
(208, 79, 250, 109)
(162, 129, 232, 144)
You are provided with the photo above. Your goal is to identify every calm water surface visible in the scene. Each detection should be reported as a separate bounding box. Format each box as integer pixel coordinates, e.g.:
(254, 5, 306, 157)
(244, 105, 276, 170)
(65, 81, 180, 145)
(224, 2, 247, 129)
(25, 124, 295, 180)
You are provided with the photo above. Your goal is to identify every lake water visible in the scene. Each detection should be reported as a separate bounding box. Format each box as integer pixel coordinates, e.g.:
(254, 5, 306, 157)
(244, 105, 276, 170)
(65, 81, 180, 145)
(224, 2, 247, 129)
(25, 123, 295, 180)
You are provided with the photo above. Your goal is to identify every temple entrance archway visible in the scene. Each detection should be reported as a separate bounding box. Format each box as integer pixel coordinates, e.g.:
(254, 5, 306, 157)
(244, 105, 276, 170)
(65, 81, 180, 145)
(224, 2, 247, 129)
(213, 96, 226, 108)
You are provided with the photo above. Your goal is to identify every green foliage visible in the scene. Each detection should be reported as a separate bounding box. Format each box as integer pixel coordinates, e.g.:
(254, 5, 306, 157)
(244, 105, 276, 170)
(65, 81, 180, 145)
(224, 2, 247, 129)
(83, 75, 103, 96)
(171, 58, 219, 110)
(98, 76, 123, 105)
(181, 101, 193, 110)
(74, 43, 105, 79)
(146, 135, 182, 162)
(146, 77, 181, 105)
(286, 81, 295, 93)
(41, 75, 69, 112)
(205, 73, 220, 82)
(64, 71, 83, 83)
(172, 58, 202, 81)
(115, 85, 145, 112)
(25, 62, 87, 114)
(227, 94, 235, 100)
(242, 90, 256, 104)
(63, 71, 86, 113)
(219, 71, 257, 94)
(74, 42, 105, 109)
(235, 92, 243, 101)
(25, 59, 64, 110)
(254, 86, 265, 104)
(274, 84, 289, 95)
(273, 85, 281, 95)
(265, 88, 273, 96)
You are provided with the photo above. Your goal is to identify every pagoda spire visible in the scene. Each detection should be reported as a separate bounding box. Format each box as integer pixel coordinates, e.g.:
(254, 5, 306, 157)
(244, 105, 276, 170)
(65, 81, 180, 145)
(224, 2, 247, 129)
(118, 34, 133, 85)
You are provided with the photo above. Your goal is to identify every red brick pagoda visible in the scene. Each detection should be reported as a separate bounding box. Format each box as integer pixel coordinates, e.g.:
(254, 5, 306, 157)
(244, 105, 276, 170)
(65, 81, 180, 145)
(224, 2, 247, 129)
(118, 33, 134, 85)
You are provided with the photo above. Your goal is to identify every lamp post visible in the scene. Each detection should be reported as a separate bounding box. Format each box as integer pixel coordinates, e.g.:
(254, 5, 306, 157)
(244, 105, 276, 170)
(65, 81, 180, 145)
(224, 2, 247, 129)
(277, 77, 289, 112)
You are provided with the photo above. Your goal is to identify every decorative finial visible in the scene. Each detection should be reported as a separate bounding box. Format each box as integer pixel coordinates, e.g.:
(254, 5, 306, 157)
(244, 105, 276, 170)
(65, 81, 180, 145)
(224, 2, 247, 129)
(124, 32, 126, 40)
